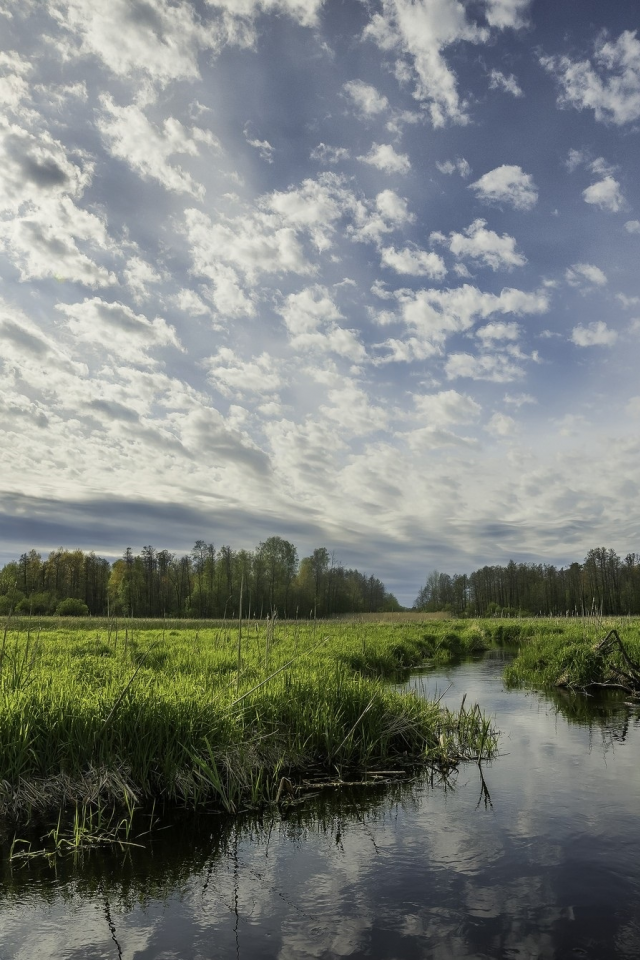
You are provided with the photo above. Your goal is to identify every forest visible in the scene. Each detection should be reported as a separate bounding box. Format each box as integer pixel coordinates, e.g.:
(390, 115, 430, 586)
(0, 538, 401, 618)
(414, 547, 640, 617)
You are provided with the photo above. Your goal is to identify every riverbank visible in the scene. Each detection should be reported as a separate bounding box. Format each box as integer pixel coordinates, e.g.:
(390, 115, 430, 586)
(0, 619, 496, 823)
(502, 618, 640, 693)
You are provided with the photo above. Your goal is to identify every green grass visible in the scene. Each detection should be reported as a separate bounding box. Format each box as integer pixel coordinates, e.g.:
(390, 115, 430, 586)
(502, 617, 640, 691)
(0, 617, 496, 823)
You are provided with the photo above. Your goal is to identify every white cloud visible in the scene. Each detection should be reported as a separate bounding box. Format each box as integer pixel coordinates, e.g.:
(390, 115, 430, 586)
(363, 0, 531, 127)
(244, 131, 274, 162)
(0, 299, 84, 376)
(204, 348, 282, 397)
(320, 380, 389, 436)
(571, 321, 618, 347)
(484, 0, 531, 29)
(206, 0, 324, 31)
(375, 337, 440, 363)
(380, 245, 447, 278)
(50, 0, 221, 83)
(395, 283, 547, 347)
(626, 396, 640, 417)
(476, 321, 520, 342)
(278, 285, 366, 361)
(445, 351, 524, 381)
(124, 257, 163, 302)
(50, 0, 324, 86)
(541, 30, 640, 126)
(488, 69, 523, 96)
(582, 176, 624, 212)
(503, 392, 536, 407)
(2, 196, 117, 287)
(485, 411, 516, 436)
(565, 263, 607, 287)
(310, 143, 351, 164)
(624, 220, 640, 234)
(590, 156, 616, 177)
(357, 142, 411, 174)
(343, 80, 389, 115)
(436, 157, 471, 177)
(351, 189, 415, 245)
(414, 389, 481, 426)
(56, 297, 181, 363)
(565, 148, 587, 172)
(98, 97, 219, 198)
(363, 0, 489, 127)
(616, 293, 640, 309)
(172, 288, 210, 316)
(469, 164, 538, 210)
(432, 219, 526, 270)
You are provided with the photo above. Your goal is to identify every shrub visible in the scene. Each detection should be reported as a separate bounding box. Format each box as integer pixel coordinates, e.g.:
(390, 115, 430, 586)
(56, 598, 90, 617)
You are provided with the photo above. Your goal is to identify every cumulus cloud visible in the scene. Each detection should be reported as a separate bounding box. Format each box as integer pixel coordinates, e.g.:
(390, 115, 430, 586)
(565, 263, 607, 288)
(363, 0, 488, 127)
(50, 0, 221, 83)
(432, 219, 526, 270)
(310, 143, 351, 164)
(363, 0, 531, 127)
(1, 188, 117, 287)
(488, 69, 523, 96)
(380, 245, 447, 278)
(357, 143, 411, 174)
(436, 157, 471, 177)
(395, 283, 547, 348)
(244, 129, 274, 162)
(204, 348, 282, 397)
(414, 389, 481, 426)
(98, 97, 219, 198)
(485, 411, 516, 436)
(582, 176, 624, 212)
(445, 351, 525, 381)
(484, 0, 531, 30)
(50, 0, 324, 84)
(56, 297, 181, 363)
(278, 285, 366, 361)
(124, 257, 163, 302)
(571, 321, 618, 347)
(624, 220, 640, 234)
(476, 321, 520, 342)
(469, 165, 538, 210)
(541, 30, 640, 125)
(343, 80, 389, 115)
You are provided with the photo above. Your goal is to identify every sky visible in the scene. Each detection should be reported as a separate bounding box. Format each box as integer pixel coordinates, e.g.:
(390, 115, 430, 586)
(0, 0, 639, 604)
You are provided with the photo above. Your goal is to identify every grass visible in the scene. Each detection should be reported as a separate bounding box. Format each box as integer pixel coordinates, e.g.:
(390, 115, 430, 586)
(0, 617, 496, 827)
(502, 616, 640, 692)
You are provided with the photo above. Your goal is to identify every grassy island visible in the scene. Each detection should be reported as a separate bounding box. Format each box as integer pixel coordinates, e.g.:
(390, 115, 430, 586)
(0, 618, 496, 826)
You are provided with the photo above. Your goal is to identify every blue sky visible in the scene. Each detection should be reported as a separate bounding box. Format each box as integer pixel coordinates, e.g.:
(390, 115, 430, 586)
(1, 0, 639, 603)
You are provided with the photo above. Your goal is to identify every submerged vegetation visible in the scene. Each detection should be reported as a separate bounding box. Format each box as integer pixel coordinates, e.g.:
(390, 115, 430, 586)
(0, 618, 496, 829)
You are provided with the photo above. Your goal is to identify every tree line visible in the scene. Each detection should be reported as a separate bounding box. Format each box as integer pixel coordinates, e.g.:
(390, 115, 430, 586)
(0, 538, 401, 618)
(414, 548, 640, 617)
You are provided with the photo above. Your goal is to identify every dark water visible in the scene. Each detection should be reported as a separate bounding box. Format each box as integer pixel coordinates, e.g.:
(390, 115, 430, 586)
(1, 650, 640, 959)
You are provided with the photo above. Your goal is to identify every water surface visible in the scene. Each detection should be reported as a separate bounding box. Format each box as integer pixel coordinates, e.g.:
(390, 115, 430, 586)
(1, 650, 639, 959)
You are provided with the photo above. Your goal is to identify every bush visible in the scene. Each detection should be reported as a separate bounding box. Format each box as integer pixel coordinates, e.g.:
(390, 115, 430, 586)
(56, 598, 90, 617)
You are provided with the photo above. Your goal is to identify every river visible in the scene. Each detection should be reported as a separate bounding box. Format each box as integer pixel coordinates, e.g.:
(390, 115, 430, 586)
(1, 649, 639, 959)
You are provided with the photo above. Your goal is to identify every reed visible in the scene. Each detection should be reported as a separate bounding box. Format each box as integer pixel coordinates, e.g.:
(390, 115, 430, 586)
(0, 618, 497, 822)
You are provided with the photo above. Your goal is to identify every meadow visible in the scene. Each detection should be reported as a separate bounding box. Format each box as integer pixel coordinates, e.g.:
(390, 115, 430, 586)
(0, 616, 495, 829)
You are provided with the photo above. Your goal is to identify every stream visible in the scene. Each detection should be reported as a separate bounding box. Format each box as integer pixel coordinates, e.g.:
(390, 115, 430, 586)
(1, 649, 639, 959)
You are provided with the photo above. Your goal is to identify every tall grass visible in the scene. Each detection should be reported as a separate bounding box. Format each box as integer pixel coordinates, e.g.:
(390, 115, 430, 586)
(502, 617, 640, 690)
(0, 618, 496, 821)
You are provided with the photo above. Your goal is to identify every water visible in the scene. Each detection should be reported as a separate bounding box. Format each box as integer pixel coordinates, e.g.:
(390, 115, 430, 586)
(1, 649, 639, 959)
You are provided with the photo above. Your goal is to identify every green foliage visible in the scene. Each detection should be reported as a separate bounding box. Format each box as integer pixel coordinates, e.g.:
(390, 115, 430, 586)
(55, 598, 90, 617)
(0, 618, 496, 822)
(503, 619, 640, 690)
